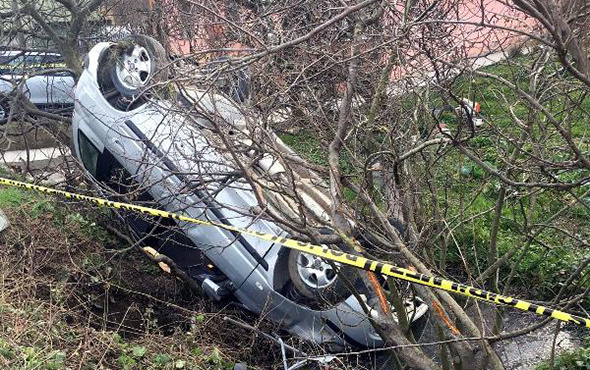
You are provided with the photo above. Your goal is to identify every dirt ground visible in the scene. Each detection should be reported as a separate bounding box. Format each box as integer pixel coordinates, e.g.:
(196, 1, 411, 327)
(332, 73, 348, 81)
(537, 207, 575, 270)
(0, 187, 406, 370)
(0, 190, 294, 369)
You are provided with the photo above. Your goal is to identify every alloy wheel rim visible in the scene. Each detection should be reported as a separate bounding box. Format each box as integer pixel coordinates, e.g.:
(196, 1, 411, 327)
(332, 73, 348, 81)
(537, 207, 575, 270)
(115, 45, 152, 90)
(296, 252, 338, 289)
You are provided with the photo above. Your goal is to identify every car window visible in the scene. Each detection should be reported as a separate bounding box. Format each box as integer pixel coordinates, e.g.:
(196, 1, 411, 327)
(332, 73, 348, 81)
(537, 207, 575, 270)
(0, 55, 13, 72)
(0, 53, 67, 74)
(40, 54, 65, 65)
(24, 55, 42, 64)
(102, 157, 135, 195)
(96, 150, 155, 204)
(23, 55, 42, 71)
(78, 131, 100, 177)
(0, 55, 24, 74)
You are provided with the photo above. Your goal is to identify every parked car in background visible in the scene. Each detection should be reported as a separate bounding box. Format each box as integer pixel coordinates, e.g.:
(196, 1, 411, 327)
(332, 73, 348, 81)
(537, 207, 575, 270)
(72, 36, 428, 350)
(0, 50, 75, 119)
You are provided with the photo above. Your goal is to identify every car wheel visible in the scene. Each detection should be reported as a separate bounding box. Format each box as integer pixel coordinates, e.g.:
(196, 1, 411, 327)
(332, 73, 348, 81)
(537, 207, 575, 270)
(110, 35, 169, 98)
(206, 57, 251, 104)
(0, 96, 10, 122)
(231, 68, 251, 104)
(287, 248, 358, 305)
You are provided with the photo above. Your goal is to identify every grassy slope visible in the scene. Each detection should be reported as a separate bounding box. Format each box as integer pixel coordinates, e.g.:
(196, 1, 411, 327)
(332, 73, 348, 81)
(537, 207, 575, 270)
(438, 55, 589, 299)
(0, 186, 281, 369)
(279, 52, 590, 301)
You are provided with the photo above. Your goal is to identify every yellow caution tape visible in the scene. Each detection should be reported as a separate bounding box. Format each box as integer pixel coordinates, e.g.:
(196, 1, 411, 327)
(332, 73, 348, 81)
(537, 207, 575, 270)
(0, 63, 67, 70)
(0, 176, 588, 329)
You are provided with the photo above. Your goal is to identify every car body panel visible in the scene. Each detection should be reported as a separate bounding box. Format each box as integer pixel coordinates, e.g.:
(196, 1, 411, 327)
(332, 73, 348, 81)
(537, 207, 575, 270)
(24, 74, 75, 106)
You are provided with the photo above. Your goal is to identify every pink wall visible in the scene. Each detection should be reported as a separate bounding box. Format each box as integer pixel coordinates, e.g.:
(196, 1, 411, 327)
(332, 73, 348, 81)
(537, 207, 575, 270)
(160, 0, 538, 80)
(385, 0, 539, 82)
(454, 0, 537, 57)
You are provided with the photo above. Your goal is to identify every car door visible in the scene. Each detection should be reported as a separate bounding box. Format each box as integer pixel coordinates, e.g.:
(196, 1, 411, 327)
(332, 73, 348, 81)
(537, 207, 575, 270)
(77, 124, 221, 282)
(23, 54, 75, 106)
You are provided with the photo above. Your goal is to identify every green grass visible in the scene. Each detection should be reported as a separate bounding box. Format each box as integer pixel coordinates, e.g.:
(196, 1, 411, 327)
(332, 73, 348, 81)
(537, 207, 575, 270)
(0, 187, 38, 208)
(0, 187, 113, 243)
(0, 184, 249, 369)
(279, 132, 358, 178)
(536, 336, 590, 370)
(279, 50, 590, 304)
(280, 133, 326, 166)
(427, 51, 589, 294)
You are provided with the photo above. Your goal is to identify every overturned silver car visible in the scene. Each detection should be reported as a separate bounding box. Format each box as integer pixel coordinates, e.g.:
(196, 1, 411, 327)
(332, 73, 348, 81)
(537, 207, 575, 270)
(72, 36, 428, 349)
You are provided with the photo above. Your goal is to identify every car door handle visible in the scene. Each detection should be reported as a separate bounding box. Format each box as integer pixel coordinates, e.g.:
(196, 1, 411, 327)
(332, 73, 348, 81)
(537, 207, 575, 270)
(112, 138, 126, 153)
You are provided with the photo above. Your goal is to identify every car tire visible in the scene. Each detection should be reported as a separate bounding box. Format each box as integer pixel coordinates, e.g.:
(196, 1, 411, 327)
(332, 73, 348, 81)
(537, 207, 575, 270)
(206, 57, 251, 104)
(287, 248, 358, 305)
(232, 68, 251, 104)
(109, 35, 169, 98)
(0, 95, 11, 122)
